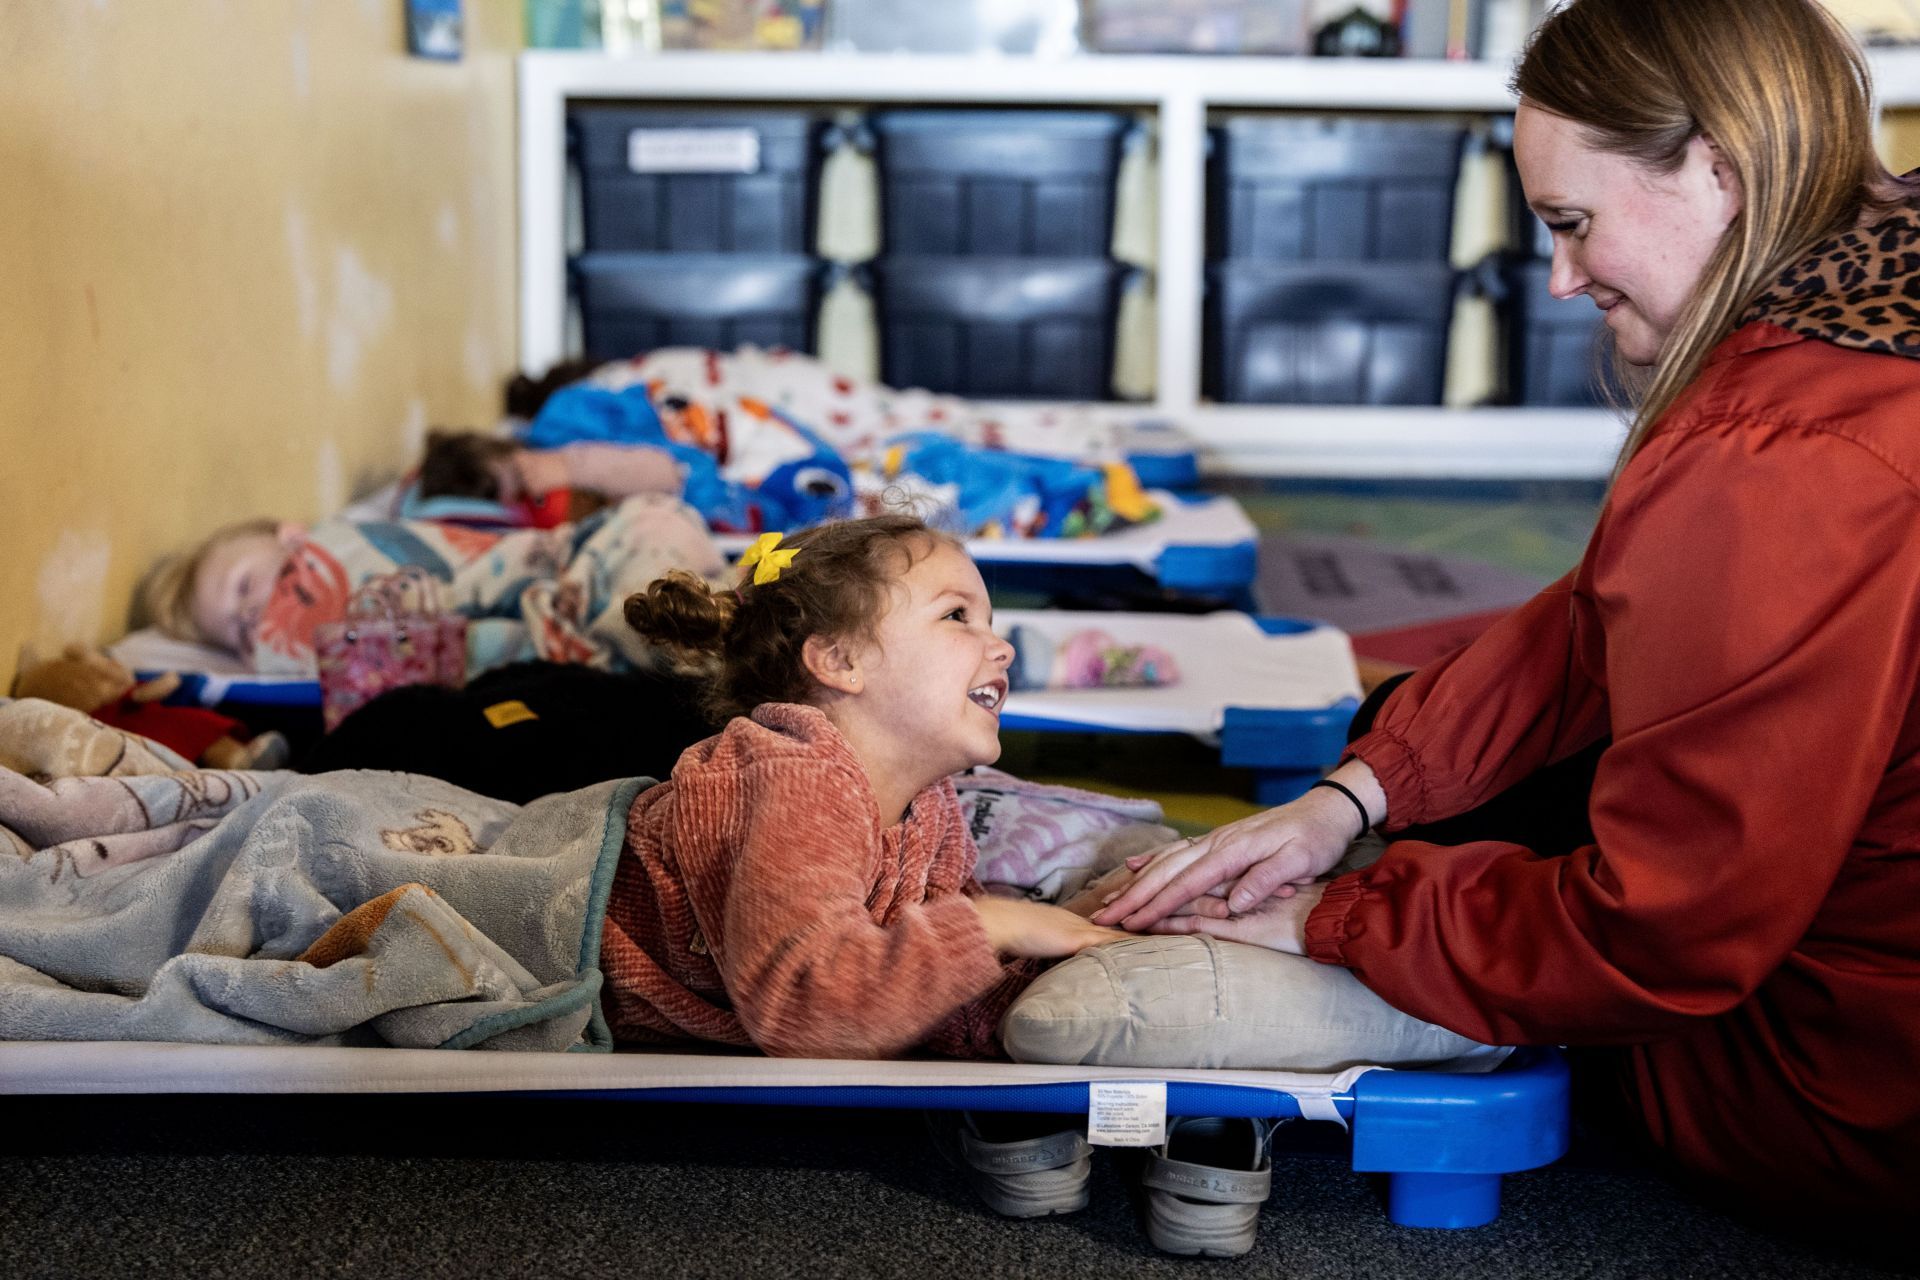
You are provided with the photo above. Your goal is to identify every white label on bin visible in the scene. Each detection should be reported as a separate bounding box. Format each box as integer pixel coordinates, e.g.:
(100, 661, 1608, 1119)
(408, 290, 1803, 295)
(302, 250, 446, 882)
(627, 128, 761, 174)
(1087, 1081, 1167, 1147)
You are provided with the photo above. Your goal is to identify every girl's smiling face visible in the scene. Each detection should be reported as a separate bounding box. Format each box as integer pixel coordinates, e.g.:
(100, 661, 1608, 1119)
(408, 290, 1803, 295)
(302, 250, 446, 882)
(1513, 102, 1743, 366)
(817, 539, 1013, 817)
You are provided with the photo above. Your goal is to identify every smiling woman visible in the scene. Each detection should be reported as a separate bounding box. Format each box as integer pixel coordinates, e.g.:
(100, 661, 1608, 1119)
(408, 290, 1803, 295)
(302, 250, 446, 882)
(1511, 0, 1919, 474)
(1093, 0, 1920, 1228)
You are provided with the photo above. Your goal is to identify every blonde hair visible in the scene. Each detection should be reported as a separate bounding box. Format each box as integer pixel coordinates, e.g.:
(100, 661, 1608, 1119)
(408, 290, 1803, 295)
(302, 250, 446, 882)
(1514, 0, 1917, 477)
(141, 517, 281, 644)
(624, 515, 960, 723)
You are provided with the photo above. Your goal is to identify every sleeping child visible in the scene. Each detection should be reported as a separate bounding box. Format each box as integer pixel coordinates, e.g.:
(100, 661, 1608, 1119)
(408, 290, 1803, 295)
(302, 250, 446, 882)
(407, 428, 685, 529)
(604, 514, 1123, 1059)
(141, 495, 726, 677)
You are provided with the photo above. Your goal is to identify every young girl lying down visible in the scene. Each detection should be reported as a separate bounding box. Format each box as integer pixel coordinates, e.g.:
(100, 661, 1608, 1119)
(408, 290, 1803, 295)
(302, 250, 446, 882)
(603, 515, 1124, 1058)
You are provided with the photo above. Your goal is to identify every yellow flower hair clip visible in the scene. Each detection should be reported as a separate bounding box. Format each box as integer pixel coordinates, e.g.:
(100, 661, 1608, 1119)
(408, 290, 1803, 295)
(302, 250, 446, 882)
(738, 531, 798, 586)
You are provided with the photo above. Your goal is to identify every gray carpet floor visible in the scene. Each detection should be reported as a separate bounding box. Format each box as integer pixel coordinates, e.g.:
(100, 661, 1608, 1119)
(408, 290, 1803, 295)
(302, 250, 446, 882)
(0, 1094, 1905, 1279)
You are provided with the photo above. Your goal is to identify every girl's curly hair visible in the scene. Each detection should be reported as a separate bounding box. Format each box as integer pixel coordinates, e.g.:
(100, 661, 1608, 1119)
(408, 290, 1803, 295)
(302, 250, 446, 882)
(624, 515, 961, 723)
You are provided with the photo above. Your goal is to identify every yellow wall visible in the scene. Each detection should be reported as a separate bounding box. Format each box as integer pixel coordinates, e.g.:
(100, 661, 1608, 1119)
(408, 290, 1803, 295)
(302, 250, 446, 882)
(0, 1, 520, 687)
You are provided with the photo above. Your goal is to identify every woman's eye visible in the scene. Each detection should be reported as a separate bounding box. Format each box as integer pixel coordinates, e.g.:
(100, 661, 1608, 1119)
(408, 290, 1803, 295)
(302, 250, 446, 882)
(1545, 218, 1583, 235)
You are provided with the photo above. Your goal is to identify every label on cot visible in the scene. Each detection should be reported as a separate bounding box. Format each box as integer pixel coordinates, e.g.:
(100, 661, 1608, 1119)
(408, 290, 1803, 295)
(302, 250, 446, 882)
(482, 700, 539, 729)
(626, 128, 761, 174)
(1087, 1081, 1167, 1147)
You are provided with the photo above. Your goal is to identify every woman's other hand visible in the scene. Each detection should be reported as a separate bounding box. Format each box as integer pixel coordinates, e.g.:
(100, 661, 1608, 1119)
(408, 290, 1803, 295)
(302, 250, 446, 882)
(1091, 765, 1382, 931)
(971, 896, 1129, 959)
(1149, 883, 1328, 956)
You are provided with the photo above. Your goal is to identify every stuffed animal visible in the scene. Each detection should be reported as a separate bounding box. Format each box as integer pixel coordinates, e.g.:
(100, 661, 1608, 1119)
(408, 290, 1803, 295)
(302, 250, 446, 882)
(10, 644, 289, 770)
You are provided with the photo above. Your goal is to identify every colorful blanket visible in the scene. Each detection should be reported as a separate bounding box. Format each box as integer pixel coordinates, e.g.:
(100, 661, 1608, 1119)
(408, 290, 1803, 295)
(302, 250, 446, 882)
(525, 347, 1160, 539)
(250, 494, 725, 676)
(0, 697, 633, 1050)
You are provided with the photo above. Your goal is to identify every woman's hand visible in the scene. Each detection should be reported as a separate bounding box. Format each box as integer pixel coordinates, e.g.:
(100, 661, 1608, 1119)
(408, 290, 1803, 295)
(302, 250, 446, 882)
(1148, 883, 1328, 956)
(971, 896, 1129, 959)
(1091, 765, 1381, 931)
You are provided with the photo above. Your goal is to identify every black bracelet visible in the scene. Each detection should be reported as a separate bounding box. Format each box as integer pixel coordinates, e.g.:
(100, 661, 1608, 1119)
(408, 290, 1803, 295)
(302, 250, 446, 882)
(1309, 779, 1372, 840)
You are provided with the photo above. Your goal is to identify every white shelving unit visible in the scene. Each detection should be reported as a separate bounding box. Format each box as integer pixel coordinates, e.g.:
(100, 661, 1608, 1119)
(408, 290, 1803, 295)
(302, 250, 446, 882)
(518, 48, 1920, 480)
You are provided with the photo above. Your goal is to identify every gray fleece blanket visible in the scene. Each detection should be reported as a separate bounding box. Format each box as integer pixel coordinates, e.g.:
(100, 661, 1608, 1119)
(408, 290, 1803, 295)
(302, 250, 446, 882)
(0, 701, 637, 1050)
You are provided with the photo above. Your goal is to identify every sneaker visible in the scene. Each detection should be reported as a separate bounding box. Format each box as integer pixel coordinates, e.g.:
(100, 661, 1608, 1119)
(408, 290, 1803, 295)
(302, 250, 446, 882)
(1140, 1115, 1278, 1258)
(927, 1111, 1093, 1218)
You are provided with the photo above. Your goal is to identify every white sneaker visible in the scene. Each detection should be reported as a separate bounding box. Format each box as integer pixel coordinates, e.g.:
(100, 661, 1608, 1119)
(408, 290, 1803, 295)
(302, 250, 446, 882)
(1140, 1115, 1278, 1257)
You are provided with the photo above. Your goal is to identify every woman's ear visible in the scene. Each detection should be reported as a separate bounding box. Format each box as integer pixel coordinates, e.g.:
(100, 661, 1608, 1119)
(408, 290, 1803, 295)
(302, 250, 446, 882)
(802, 634, 862, 695)
(1696, 133, 1744, 225)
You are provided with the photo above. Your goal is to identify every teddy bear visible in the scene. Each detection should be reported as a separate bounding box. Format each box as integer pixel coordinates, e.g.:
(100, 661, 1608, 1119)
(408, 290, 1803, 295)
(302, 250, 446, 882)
(10, 644, 290, 770)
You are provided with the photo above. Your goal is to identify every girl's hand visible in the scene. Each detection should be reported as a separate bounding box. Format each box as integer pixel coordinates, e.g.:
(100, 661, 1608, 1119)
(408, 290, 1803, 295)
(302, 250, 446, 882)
(1091, 768, 1380, 931)
(1149, 883, 1328, 956)
(971, 896, 1129, 959)
(1057, 862, 1142, 919)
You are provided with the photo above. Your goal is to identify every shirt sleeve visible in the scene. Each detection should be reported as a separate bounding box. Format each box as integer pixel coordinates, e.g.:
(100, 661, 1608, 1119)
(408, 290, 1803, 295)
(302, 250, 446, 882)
(1308, 423, 1920, 1045)
(702, 756, 1009, 1059)
(1347, 570, 1610, 828)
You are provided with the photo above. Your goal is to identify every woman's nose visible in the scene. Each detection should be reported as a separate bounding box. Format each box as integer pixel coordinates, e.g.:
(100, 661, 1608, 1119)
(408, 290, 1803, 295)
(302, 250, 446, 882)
(1547, 238, 1590, 301)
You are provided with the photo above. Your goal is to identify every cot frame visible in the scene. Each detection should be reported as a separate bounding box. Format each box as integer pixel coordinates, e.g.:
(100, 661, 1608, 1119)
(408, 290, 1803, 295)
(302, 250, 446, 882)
(0, 1041, 1568, 1230)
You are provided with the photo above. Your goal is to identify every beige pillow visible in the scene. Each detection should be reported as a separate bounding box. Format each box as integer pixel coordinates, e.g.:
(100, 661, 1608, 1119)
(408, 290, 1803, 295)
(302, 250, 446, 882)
(1001, 933, 1500, 1073)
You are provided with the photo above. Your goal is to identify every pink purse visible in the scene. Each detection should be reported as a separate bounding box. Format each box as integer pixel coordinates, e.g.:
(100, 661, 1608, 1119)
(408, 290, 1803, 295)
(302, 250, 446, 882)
(314, 568, 468, 731)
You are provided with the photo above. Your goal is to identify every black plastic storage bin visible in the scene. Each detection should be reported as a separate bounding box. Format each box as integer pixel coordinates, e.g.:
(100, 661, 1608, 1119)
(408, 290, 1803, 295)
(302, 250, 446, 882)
(571, 108, 826, 253)
(1209, 117, 1470, 262)
(571, 253, 823, 361)
(870, 111, 1132, 258)
(1206, 261, 1457, 404)
(1493, 256, 1609, 407)
(871, 257, 1127, 400)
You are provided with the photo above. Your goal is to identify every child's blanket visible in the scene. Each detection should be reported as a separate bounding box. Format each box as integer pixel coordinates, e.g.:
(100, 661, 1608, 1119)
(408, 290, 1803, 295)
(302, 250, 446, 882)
(251, 493, 725, 676)
(0, 698, 633, 1051)
(525, 347, 1158, 539)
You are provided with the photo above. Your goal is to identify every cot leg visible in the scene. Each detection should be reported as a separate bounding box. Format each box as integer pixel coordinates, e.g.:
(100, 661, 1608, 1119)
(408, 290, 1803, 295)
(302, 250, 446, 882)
(1384, 1171, 1503, 1229)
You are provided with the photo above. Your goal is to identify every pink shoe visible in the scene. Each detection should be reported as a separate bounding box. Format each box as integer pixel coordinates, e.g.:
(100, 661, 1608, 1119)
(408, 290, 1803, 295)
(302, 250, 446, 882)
(1056, 630, 1179, 689)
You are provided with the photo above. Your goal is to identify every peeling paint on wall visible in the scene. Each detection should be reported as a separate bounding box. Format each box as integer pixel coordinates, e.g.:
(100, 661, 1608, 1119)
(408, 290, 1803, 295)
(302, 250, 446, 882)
(437, 202, 460, 250)
(463, 327, 493, 394)
(315, 437, 345, 515)
(284, 203, 320, 339)
(290, 26, 312, 98)
(401, 398, 429, 458)
(35, 529, 112, 650)
(326, 245, 395, 391)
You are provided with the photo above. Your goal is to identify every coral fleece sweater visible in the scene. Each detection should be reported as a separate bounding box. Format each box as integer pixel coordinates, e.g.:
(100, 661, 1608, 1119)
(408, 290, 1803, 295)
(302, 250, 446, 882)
(1310, 230, 1920, 1212)
(601, 703, 1032, 1059)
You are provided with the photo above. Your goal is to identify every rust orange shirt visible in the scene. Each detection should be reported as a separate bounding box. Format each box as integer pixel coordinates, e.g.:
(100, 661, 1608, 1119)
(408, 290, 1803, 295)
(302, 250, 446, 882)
(1315, 308, 1920, 1212)
(601, 702, 1031, 1059)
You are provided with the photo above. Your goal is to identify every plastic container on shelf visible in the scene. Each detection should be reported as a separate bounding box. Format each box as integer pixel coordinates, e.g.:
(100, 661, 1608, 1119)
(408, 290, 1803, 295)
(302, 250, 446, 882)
(1488, 255, 1610, 407)
(569, 107, 827, 253)
(1209, 116, 1470, 262)
(869, 110, 1133, 258)
(1206, 261, 1458, 405)
(570, 252, 824, 361)
(869, 257, 1130, 400)
(1083, 0, 1311, 53)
